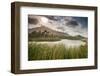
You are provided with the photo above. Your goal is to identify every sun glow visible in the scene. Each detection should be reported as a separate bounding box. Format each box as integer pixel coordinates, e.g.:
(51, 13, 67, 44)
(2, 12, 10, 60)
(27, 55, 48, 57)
(41, 17, 48, 23)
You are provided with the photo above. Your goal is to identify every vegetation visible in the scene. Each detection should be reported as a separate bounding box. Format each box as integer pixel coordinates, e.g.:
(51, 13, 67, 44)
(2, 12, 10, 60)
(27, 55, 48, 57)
(28, 43, 88, 60)
(28, 29, 88, 60)
(60, 35, 86, 40)
(29, 37, 61, 41)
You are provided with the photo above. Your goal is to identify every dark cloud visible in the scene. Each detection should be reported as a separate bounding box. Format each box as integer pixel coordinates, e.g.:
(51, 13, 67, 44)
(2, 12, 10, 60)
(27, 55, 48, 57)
(67, 20, 79, 27)
(45, 16, 58, 21)
(73, 17, 88, 28)
(45, 16, 64, 21)
(28, 17, 39, 25)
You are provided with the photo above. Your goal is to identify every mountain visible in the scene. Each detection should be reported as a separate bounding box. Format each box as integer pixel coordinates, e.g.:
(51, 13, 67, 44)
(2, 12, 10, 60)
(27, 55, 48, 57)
(29, 26, 69, 37)
(28, 26, 86, 41)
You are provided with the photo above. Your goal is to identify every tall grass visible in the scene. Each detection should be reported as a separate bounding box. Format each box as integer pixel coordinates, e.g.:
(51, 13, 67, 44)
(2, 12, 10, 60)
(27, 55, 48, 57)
(28, 43, 88, 60)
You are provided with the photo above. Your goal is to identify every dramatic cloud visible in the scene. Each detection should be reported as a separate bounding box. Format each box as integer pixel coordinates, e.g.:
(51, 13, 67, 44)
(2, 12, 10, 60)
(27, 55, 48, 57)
(67, 20, 78, 27)
(28, 17, 38, 25)
(28, 15, 88, 37)
(45, 16, 58, 21)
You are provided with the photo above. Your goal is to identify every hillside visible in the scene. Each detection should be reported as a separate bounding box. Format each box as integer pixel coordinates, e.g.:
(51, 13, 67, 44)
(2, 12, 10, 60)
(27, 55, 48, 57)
(28, 26, 86, 41)
(29, 26, 69, 36)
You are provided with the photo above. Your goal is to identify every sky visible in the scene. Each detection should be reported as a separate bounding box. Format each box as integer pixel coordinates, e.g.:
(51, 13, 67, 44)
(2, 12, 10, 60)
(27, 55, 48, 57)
(28, 15, 88, 37)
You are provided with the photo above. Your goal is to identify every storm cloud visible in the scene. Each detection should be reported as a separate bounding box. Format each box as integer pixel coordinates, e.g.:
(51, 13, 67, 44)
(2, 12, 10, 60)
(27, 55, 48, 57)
(28, 15, 88, 37)
(67, 20, 78, 27)
(28, 17, 39, 25)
